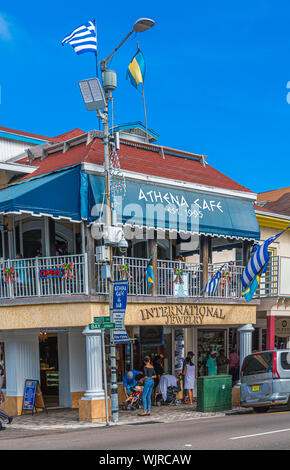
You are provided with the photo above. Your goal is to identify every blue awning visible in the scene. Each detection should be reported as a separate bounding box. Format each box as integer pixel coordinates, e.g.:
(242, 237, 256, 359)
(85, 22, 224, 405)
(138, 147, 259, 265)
(86, 174, 260, 240)
(0, 166, 82, 222)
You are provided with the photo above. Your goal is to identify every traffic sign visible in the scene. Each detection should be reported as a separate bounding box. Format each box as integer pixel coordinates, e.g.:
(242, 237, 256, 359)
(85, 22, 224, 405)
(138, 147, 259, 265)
(89, 322, 115, 330)
(93, 316, 111, 323)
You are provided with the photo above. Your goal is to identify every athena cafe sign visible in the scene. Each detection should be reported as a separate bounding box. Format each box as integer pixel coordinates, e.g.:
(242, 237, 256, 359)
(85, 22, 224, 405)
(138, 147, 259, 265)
(275, 318, 290, 338)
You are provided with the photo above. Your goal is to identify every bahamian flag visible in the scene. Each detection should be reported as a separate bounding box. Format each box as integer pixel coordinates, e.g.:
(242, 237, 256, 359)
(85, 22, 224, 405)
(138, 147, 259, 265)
(145, 248, 155, 286)
(126, 49, 146, 89)
(241, 227, 289, 302)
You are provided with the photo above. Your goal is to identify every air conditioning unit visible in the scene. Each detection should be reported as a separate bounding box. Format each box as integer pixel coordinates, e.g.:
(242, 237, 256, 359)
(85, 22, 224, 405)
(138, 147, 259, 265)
(95, 246, 110, 261)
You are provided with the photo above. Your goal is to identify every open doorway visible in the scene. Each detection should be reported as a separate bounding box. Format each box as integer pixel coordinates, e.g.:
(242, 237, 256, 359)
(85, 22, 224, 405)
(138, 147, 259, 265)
(39, 333, 59, 407)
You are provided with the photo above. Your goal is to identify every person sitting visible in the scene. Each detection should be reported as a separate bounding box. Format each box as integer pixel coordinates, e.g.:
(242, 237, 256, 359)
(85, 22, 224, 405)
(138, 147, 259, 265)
(123, 369, 142, 399)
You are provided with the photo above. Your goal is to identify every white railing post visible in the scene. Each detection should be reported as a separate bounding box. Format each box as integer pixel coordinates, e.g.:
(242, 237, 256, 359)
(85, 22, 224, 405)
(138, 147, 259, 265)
(35, 257, 41, 296)
(84, 253, 89, 295)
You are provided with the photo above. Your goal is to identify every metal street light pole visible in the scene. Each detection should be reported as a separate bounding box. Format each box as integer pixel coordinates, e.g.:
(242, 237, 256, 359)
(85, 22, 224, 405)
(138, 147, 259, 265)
(100, 17, 155, 424)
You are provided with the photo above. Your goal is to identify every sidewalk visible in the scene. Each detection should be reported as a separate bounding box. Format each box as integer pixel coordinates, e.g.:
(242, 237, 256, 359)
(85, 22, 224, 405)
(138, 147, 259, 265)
(6, 404, 251, 431)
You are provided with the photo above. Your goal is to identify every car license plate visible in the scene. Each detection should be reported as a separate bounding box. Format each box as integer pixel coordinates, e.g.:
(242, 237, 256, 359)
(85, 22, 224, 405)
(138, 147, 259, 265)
(252, 385, 260, 392)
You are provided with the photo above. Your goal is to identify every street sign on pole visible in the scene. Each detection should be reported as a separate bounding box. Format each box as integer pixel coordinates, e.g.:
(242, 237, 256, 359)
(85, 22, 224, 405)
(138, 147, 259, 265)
(89, 322, 115, 330)
(93, 316, 111, 323)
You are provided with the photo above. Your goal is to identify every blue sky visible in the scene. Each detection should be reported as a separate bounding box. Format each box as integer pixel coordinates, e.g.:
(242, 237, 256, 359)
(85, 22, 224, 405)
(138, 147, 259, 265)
(0, 1, 290, 194)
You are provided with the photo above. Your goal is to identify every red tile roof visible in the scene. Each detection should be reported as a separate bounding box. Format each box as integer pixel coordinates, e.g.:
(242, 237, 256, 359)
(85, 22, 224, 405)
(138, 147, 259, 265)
(17, 136, 254, 194)
(0, 126, 85, 143)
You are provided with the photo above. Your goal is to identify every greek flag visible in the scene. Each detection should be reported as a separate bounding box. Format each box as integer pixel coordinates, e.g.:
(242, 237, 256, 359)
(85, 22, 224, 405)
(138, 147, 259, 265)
(241, 229, 288, 290)
(62, 20, 97, 55)
(204, 269, 222, 296)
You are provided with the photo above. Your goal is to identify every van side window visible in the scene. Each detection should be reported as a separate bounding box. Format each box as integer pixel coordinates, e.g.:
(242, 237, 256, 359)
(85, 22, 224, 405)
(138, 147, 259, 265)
(281, 353, 290, 370)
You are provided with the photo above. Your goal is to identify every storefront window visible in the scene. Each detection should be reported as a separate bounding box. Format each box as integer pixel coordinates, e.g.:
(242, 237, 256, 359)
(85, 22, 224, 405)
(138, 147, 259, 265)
(0, 342, 5, 388)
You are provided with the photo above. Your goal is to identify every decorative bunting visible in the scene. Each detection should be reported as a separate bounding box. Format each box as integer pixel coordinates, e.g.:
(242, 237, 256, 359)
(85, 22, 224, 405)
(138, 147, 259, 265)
(117, 262, 132, 280)
(109, 149, 126, 202)
(173, 267, 184, 284)
(4, 267, 15, 284)
(62, 262, 74, 280)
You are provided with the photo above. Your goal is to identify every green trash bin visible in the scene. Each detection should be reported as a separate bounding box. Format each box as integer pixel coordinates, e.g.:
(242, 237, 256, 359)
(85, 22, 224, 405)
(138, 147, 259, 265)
(197, 375, 232, 412)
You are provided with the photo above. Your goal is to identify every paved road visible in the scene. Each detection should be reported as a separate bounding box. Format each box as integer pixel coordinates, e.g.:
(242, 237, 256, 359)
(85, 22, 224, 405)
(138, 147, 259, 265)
(1, 409, 290, 450)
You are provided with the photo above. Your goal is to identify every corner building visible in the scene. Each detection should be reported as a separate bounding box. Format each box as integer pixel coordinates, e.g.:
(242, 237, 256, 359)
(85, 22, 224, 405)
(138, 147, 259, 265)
(0, 124, 259, 417)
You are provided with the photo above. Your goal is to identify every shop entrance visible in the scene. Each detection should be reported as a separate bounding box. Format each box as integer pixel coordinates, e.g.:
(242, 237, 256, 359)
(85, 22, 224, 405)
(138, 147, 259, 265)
(39, 333, 59, 407)
(197, 329, 226, 376)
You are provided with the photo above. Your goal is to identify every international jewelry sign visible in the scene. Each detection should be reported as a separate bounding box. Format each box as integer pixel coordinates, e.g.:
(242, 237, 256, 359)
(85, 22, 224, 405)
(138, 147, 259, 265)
(112, 280, 130, 343)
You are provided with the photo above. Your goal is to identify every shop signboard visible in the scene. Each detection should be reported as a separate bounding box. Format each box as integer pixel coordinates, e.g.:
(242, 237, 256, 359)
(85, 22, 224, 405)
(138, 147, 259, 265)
(275, 318, 290, 338)
(112, 280, 130, 344)
(22, 379, 46, 414)
(39, 268, 62, 279)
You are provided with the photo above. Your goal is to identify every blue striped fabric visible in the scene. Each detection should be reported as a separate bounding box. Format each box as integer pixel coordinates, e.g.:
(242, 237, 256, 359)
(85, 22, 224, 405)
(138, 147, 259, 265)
(204, 270, 222, 296)
(62, 21, 97, 55)
(241, 230, 284, 289)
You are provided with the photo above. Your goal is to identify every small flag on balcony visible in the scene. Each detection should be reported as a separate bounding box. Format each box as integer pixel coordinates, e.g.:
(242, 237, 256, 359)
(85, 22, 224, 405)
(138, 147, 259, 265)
(204, 269, 222, 296)
(145, 248, 155, 286)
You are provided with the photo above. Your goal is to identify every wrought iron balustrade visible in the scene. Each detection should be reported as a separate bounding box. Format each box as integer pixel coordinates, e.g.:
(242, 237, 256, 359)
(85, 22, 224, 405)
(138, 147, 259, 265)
(0, 254, 87, 299)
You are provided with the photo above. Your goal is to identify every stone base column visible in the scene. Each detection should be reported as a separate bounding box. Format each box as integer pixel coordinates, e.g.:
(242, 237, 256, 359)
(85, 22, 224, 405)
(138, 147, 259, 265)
(238, 323, 255, 376)
(78, 326, 111, 423)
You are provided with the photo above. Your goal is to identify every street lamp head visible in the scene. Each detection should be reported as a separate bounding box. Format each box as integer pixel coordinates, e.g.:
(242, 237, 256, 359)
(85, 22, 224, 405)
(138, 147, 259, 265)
(133, 18, 155, 33)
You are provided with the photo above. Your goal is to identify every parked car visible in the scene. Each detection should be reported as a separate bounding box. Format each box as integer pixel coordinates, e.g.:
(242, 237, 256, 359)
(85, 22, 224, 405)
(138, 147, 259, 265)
(240, 349, 290, 412)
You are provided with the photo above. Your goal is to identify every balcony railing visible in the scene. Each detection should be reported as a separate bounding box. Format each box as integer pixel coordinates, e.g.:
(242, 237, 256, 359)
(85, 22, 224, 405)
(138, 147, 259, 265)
(96, 256, 245, 299)
(207, 262, 245, 298)
(258, 255, 280, 298)
(0, 254, 88, 299)
(0, 253, 282, 301)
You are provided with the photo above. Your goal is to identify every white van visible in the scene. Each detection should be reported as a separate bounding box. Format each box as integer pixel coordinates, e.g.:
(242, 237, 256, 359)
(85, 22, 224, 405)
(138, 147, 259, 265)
(240, 350, 290, 412)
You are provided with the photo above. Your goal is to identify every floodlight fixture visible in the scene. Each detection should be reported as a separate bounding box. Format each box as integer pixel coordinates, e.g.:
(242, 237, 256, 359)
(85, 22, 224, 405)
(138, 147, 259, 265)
(103, 17, 155, 66)
(78, 78, 106, 111)
(133, 18, 155, 33)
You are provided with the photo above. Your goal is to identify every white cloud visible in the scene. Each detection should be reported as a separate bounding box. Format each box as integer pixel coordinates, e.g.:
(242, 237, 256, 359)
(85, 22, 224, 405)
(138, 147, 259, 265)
(0, 14, 11, 40)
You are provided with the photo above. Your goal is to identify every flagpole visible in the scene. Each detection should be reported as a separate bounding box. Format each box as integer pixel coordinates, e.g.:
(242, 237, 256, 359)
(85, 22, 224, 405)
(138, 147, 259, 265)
(94, 19, 98, 79)
(141, 82, 149, 144)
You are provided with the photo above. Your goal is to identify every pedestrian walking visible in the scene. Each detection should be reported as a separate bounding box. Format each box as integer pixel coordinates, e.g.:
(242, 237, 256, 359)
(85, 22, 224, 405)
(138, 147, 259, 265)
(139, 356, 156, 416)
(0, 373, 13, 430)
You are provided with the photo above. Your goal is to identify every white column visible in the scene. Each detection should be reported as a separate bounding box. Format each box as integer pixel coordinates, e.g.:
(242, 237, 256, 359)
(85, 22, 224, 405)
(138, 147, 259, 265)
(238, 324, 254, 375)
(82, 326, 104, 401)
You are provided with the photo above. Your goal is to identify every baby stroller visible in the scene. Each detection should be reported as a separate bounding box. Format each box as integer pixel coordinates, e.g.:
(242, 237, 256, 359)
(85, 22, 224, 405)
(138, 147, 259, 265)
(122, 382, 143, 411)
(156, 375, 182, 406)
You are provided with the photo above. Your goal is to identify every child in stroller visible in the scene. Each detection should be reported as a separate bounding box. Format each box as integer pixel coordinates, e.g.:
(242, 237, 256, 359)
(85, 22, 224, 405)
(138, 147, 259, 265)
(123, 382, 144, 410)
(155, 375, 182, 406)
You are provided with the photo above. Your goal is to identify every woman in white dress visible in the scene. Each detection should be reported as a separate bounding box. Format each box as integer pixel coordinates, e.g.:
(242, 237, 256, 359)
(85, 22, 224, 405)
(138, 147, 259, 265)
(183, 357, 196, 405)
